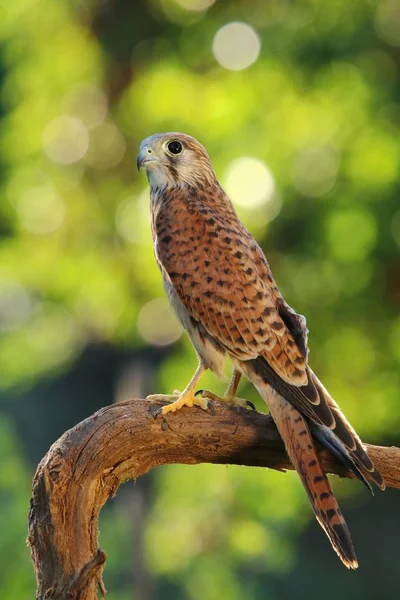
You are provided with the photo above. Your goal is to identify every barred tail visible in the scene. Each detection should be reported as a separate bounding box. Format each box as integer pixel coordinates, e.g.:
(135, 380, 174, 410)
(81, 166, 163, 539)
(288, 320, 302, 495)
(264, 386, 358, 569)
(309, 370, 385, 491)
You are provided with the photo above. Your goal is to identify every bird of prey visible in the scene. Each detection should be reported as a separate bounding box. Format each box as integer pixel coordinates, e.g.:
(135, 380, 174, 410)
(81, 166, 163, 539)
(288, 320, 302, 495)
(137, 132, 385, 568)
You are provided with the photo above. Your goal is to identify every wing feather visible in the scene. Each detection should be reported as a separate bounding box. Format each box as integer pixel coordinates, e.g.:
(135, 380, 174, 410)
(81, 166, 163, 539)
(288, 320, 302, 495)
(157, 204, 307, 385)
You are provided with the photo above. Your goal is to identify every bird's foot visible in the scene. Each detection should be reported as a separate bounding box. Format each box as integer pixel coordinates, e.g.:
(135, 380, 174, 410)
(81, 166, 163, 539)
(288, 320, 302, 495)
(195, 389, 256, 411)
(147, 390, 183, 403)
(147, 389, 214, 418)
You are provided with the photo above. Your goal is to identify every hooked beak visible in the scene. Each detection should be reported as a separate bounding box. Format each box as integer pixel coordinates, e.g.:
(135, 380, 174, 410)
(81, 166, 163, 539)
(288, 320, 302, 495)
(137, 147, 158, 171)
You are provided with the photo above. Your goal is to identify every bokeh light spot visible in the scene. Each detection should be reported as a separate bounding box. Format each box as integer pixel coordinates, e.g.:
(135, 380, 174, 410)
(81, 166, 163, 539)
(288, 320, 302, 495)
(224, 157, 276, 208)
(137, 298, 183, 346)
(326, 209, 377, 263)
(375, 0, 400, 47)
(116, 189, 150, 243)
(64, 84, 108, 129)
(290, 259, 341, 307)
(231, 520, 267, 558)
(17, 186, 65, 235)
(0, 281, 31, 332)
(85, 121, 126, 170)
(212, 22, 261, 71)
(175, 0, 215, 11)
(292, 145, 340, 197)
(116, 197, 138, 243)
(346, 128, 399, 188)
(27, 304, 77, 362)
(326, 327, 376, 379)
(42, 116, 89, 164)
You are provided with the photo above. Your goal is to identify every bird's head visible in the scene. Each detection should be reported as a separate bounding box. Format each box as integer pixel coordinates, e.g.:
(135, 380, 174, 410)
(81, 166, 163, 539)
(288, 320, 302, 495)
(137, 132, 216, 189)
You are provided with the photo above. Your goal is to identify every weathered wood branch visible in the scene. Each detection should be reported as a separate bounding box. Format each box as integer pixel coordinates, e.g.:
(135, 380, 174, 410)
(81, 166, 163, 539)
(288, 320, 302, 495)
(28, 398, 400, 599)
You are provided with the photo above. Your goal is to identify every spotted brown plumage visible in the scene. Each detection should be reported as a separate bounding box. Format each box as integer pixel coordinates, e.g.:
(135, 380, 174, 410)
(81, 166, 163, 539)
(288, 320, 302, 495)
(137, 132, 385, 568)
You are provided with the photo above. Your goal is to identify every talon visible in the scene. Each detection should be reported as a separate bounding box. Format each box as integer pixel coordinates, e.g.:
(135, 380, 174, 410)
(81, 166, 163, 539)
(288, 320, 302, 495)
(154, 406, 164, 419)
(207, 400, 215, 415)
(194, 387, 253, 410)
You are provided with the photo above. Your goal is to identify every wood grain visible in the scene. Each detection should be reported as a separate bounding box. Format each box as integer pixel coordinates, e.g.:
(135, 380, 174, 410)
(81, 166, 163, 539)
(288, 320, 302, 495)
(28, 399, 400, 599)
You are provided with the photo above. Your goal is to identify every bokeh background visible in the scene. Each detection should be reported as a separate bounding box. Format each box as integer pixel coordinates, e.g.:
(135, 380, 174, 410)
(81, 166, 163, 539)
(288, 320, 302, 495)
(1, 0, 400, 597)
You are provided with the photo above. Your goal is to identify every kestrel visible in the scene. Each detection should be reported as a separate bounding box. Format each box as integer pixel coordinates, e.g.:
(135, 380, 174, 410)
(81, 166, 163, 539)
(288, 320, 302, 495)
(137, 132, 385, 568)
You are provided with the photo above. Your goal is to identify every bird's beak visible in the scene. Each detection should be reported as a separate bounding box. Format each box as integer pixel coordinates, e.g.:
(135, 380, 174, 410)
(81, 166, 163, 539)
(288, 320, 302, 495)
(137, 147, 157, 171)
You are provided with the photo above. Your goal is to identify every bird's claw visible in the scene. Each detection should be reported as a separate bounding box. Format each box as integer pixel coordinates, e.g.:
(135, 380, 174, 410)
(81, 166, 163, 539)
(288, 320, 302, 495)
(195, 389, 216, 413)
(149, 389, 215, 418)
(153, 406, 164, 419)
(207, 400, 216, 416)
(153, 399, 215, 419)
(195, 388, 256, 411)
(246, 400, 256, 411)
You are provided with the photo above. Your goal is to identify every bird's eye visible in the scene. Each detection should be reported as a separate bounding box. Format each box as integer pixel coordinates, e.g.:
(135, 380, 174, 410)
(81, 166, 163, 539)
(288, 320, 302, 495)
(167, 141, 183, 155)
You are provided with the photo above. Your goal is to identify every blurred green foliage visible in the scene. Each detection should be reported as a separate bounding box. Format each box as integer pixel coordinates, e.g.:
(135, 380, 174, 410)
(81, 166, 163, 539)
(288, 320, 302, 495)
(0, 0, 399, 597)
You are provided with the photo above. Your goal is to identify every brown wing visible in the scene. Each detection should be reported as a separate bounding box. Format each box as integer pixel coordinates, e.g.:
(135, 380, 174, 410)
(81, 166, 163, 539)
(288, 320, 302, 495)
(155, 202, 308, 386)
(155, 192, 340, 431)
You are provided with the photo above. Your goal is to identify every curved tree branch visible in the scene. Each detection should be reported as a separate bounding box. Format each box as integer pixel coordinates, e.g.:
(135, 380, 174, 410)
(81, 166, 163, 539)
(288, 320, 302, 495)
(28, 399, 400, 599)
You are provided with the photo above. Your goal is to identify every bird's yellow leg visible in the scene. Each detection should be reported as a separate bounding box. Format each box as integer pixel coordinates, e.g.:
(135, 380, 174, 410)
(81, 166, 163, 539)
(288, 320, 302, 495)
(147, 362, 212, 418)
(195, 369, 256, 410)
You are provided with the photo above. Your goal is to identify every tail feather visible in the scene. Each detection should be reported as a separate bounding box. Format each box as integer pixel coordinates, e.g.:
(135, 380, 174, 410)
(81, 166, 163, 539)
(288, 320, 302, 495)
(265, 387, 358, 569)
(310, 371, 385, 491)
(248, 355, 385, 491)
(241, 357, 385, 567)
(311, 423, 372, 493)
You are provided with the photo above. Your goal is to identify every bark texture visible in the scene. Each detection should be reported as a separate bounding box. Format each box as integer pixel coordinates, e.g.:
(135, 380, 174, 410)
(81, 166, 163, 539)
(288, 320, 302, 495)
(28, 399, 400, 599)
